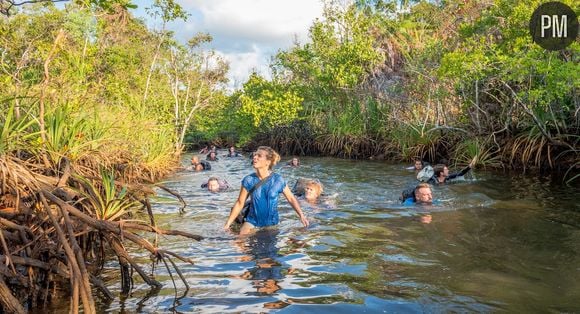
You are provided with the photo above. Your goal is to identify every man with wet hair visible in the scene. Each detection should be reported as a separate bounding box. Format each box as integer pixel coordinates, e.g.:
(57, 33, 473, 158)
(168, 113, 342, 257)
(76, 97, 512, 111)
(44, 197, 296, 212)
(402, 183, 435, 224)
(201, 177, 230, 192)
(428, 157, 477, 184)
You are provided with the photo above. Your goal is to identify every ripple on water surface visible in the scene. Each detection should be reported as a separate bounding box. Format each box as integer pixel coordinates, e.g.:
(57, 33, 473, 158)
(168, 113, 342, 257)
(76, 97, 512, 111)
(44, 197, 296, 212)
(87, 154, 580, 313)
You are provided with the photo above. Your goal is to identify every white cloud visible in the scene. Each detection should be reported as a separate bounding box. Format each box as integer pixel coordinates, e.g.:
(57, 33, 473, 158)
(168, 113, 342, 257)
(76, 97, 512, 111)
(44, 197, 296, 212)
(215, 47, 267, 90)
(167, 0, 324, 88)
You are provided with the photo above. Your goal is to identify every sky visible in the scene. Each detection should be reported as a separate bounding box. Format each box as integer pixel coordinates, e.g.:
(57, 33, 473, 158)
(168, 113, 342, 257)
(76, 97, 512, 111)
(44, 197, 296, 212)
(132, 0, 325, 89)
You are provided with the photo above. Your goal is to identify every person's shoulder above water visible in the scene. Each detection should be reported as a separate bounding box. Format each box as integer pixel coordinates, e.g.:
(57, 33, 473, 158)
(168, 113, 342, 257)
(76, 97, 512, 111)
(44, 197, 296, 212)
(206, 151, 219, 161)
(430, 156, 478, 184)
(225, 146, 243, 157)
(185, 155, 211, 171)
(401, 182, 435, 205)
(408, 158, 428, 171)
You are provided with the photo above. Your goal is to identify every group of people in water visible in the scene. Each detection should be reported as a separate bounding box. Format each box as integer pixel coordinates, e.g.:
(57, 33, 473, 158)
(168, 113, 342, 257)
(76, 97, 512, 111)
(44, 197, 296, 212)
(186, 145, 322, 235)
(186, 144, 477, 233)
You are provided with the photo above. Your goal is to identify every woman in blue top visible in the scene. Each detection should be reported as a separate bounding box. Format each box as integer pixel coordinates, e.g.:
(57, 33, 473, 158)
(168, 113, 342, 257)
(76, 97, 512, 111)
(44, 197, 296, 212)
(224, 146, 309, 235)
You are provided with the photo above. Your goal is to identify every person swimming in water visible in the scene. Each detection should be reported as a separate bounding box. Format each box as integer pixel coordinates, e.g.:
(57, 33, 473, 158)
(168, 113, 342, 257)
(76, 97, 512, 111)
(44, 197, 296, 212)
(186, 156, 211, 171)
(401, 182, 435, 223)
(406, 158, 426, 171)
(201, 177, 230, 192)
(225, 146, 242, 157)
(287, 157, 300, 167)
(223, 146, 309, 235)
(207, 151, 219, 161)
(427, 156, 477, 184)
(293, 178, 324, 204)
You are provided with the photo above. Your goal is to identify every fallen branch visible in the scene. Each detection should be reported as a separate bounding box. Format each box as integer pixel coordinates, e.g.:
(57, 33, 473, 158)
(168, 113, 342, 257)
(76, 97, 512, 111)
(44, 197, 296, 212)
(0, 275, 25, 314)
(155, 184, 187, 213)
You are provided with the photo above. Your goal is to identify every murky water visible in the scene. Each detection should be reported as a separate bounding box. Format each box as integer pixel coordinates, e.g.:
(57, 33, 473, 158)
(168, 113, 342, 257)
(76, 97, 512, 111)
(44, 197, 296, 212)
(93, 153, 580, 313)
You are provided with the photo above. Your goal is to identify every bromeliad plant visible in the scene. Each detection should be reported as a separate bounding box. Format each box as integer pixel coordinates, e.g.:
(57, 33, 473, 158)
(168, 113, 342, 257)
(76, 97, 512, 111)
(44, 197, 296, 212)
(75, 170, 139, 221)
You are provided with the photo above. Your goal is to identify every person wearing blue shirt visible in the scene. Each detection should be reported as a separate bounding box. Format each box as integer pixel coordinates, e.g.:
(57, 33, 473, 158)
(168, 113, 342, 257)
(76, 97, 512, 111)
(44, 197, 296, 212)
(402, 183, 436, 224)
(224, 146, 309, 235)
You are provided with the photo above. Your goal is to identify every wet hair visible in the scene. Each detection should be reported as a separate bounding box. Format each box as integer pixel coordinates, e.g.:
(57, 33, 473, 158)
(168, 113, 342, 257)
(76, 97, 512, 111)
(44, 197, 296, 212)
(414, 182, 431, 194)
(207, 177, 219, 184)
(256, 146, 280, 170)
(305, 180, 323, 196)
(433, 164, 446, 177)
(289, 157, 300, 166)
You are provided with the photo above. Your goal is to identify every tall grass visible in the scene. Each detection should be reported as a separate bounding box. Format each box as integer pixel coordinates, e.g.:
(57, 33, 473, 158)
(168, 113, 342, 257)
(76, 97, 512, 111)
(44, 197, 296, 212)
(390, 122, 447, 162)
(505, 128, 552, 170)
(453, 137, 502, 169)
(44, 105, 101, 164)
(0, 104, 38, 155)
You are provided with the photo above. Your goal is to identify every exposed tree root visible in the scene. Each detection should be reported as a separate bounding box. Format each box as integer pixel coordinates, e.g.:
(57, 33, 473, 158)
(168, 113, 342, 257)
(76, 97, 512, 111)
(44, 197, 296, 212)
(0, 163, 202, 313)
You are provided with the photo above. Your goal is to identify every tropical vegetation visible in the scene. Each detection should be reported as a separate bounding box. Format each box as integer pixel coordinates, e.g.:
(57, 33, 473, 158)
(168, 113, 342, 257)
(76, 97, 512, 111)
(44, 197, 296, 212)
(0, 0, 578, 312)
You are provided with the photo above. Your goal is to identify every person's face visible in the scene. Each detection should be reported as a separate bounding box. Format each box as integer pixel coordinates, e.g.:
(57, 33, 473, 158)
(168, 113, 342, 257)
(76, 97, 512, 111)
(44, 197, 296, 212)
(304, 184, 320, 202)
(207, 180, 220, 192)
(415, 187, 433, 204)
(252, 149, 271, 169)
(191, 156, 199, 165)
(209, 152, 216, 159)
(229, 147, 235, 152)
(414, 160, 422, 170)
(291, 158, 299, 166)
(443, 166, 449, 177)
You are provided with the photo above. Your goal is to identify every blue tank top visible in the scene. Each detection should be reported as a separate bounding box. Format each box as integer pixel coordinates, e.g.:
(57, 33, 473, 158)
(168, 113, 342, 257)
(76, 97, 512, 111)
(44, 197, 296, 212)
(242, 173, 287, 227)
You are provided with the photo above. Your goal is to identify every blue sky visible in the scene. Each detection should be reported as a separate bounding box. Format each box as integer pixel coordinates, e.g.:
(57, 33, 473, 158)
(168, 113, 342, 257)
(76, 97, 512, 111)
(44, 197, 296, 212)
(131, 0, 325, 89)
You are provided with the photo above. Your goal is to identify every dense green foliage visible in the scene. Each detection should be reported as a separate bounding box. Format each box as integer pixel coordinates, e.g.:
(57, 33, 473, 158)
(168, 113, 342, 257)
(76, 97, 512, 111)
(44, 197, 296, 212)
(0, 1, 226, 178)
(197, 0, 578, 180)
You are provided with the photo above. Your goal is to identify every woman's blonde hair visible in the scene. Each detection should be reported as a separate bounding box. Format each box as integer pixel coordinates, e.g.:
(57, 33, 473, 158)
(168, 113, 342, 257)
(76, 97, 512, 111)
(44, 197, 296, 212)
(305, 180, 323, 197)
(257, 146, 280, 170)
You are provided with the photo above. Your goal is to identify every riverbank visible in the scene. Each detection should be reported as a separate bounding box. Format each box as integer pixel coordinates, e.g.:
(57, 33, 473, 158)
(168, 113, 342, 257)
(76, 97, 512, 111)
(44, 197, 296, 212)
(0, 149, 204, 313)
(240, 123, 580, 185)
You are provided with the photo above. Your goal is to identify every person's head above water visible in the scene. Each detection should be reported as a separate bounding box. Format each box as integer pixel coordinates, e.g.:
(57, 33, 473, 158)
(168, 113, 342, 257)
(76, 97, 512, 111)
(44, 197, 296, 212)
(229, 146, 235, 153)
(208, 151, 218, 161)
(414, 183, 433, 204)
(253, 146, 280, 170)
(304, 180, 323, 203)
(191, 156, 200, 165)
(207, 177, 220, 192)
(414, 159, 423, 171)
(289, 157, 300, 167)
(433, 164, 449, 179)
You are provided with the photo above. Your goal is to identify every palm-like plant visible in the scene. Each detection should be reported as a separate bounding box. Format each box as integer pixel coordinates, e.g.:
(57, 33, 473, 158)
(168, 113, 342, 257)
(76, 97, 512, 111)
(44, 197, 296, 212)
(453, 137, 502, 169)
(75, 170, 139, 221)
(44, 105, 102, 164)
(0, 104, 38, 155)
(391, 122, 445, 162)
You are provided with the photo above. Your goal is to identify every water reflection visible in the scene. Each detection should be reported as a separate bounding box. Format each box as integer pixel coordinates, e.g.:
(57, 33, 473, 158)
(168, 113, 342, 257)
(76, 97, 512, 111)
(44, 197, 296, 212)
(234, 230, 285, 294)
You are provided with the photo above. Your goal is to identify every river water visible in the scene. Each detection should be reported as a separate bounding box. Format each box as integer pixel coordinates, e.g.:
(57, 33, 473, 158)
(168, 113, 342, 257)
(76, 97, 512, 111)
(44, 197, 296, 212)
(93, 152, 579, 313)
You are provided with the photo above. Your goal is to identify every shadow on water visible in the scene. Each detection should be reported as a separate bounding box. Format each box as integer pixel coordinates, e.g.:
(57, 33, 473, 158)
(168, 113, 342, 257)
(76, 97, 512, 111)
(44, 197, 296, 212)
(71, 153, 580, 313)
